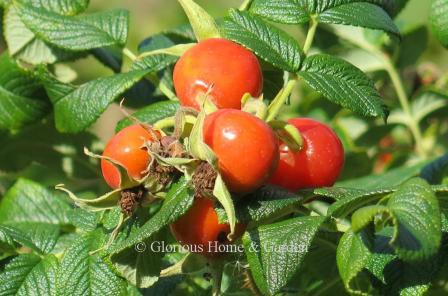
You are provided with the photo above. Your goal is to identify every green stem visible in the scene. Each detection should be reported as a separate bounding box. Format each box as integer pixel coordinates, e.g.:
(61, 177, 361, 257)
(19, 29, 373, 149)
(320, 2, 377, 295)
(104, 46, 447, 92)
(122, 47, 137, 61)
(303, 16, 318, 54)
(266, 78, 297, 121)
(239, 0, 253, 11)
(383, 59, 427, 158)
(209, 260, 224, 296)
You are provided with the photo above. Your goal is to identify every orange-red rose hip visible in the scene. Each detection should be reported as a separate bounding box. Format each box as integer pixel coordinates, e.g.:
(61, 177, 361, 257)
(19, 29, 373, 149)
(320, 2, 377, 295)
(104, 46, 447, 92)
(170, 196, 245, 257)
(101, 125, 156, 189)
(269, 118, 344, 191)
(203, 109, 279, 193)
(173, 38, 263, 110)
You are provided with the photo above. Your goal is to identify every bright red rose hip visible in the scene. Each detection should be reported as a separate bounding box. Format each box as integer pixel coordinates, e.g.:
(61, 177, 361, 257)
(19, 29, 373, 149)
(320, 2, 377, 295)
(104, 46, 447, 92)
(203, 109, 279, 193)
(173, 38, 263, 110)
(101, 124, 157, 189)
(269, 118, 344, 191)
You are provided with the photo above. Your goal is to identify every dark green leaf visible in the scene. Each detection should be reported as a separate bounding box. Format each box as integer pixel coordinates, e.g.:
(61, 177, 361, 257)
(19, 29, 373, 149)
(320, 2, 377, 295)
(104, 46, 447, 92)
(336, 230, 373, 294)
(54, 69, 149, 133)
(0, 254, 59, 296)
(386, 178, 441, 261)
(298, 54, 388, 119)
(216, 185, 307, 224)
(0, 53, 49, 130)
(222, 9, 303, 72)
(244, 216, 325, 294)
(319, 2, 399, 36)
(421, 153, 448, 185)
(110, 178, 194, 254)
(116, 100, 179, 131)
(91, 47, 123, 73)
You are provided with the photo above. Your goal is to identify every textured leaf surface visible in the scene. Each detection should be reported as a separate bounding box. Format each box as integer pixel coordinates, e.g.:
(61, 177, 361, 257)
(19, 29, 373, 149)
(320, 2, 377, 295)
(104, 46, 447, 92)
(54, 70, 149, 132)
(58, 231, 126, 296)
(110, 178, 194, 254)
(244, 216, 325, 294)
(431, 0, 448, 48)
(299, 54, 388, 119)
(319, 2, 399, 35)
(0, 254, 59, 296)
(0, 179, 71, 226)
(116, 101, 179, 131)
(222, 9, 302, 72)
(17, 3, 129, 51)
(0, 53, 49, 130)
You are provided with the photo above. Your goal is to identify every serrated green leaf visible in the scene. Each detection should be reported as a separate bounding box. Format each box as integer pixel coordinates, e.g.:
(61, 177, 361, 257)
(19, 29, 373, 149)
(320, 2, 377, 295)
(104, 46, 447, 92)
(298, 54, 388, 119)
(216, 185, 306, 224)
(110, 178, 194, 254)
(21, 0, 89, 15)
(431, 0, 448, 48)
(16, 3, 129, 51)
(177, 0, 219, 40)
(0, 254, 59, 296)
(4, 4, 85, 64)
(68, 208, 100, 232)
(131, 53, 177, 72)
(249, 0, 397, 24)
(0, 179, 71, 226)
(116, 101, 179, 131)
(54, 69, 149, 133)
(336, 230, 373, 295)
(0, 53, 50, 130)
(387, 178, 441, 261)
(319, 2, 399, 36)
(222, 9, 302, 72)
(110, 209, 162, 289)
(244, 216, 325, 295)
(57, 230, 126, 296)
(351, 205, 389, 232)
(0, 223, 60, 254)
(249, 0, 310, 24)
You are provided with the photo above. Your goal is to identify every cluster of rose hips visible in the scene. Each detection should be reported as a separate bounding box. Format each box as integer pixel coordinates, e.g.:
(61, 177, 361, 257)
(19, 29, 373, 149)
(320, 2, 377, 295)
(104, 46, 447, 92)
(100, 38, 345, 257)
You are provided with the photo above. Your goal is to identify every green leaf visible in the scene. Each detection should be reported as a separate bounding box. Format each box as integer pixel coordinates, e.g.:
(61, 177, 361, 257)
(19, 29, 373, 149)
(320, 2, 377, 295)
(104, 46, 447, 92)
(249, 0, 310, 24)
(319, 2, 399, 36)
(3, 5, 84, 64)
(0, 254, 59, 296)
(177, 0, 220, 41)
(397, 26, 428, 69)
(431, 0, 448, 48)
(57, 230, 126, 296)
(421, 153, 448, 185)
(298, 54, 388, 119)
(387, 178, 441, 261)
(110, 209, 162, 289)
(244, 216, 325, 295)
(249, 0, 397, 24)
(116, 101, 179, 131)
(222, 9, 303, 72)
(110, 178, 194, 254)
(351, 204, 389, 232)
(16, 3, 129, 51)
(336, 161, 429, 189)
(216, 185, 306, 224)
(54, 69, 149, 133)
(336, 230, 373, 295)
(68, 208, 100, 232)
(0, 53, 49, 130)
(0, 223, 60, 254)
(0, 179, 71, 226)
(21, 0, 90, 15)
